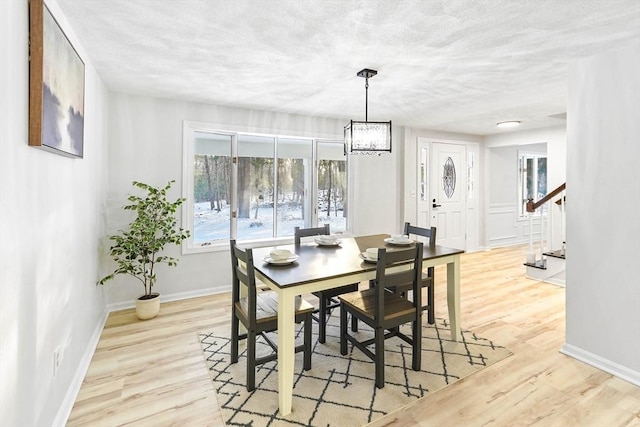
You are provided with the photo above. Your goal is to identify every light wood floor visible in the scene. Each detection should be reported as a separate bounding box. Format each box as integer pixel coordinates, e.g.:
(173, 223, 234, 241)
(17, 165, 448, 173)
(67, 245, 640, 426)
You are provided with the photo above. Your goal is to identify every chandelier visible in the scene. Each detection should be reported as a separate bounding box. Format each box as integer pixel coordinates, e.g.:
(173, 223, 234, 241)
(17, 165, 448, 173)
(344, 68, 392, 155)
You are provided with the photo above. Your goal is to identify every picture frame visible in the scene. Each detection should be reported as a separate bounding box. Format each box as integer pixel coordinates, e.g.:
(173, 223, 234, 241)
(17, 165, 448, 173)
(29, 0, 85, 158)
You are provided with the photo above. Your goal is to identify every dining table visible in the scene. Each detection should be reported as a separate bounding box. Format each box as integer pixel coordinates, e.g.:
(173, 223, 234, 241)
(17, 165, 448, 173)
(250, 233, 464, 416)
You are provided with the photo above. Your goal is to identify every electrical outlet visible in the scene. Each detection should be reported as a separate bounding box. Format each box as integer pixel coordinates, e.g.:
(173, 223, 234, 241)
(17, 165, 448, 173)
(53, 346, 62, 377)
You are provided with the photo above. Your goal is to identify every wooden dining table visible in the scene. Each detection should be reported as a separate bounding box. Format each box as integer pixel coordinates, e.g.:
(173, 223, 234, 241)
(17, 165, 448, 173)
(251, 233, 464, 416)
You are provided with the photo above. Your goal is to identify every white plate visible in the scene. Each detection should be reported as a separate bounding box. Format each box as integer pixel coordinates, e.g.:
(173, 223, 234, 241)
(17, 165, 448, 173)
(359, 253, 378, 263)
(315, 237, 341, 246)
(384, 237, 413, 246)
(263, 255, 299, 265)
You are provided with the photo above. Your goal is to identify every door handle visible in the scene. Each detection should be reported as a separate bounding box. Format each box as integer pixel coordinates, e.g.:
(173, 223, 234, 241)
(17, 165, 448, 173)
(432, 199, 441, 208)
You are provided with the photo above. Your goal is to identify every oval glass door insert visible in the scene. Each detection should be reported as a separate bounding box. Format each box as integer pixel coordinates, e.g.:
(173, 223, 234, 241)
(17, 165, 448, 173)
(443, 156, 456, 198)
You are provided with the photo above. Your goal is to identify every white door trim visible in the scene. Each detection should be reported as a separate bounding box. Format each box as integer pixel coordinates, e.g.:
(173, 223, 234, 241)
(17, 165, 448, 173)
(414, 137, 480, 252)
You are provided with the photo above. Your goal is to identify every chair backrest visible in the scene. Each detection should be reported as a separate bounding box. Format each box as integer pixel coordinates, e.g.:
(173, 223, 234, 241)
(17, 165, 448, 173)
(294, 224, 330, 246)
(373, 242, 424, 320)
(230, 239, 258, 328)
(403, 222, 436, 248)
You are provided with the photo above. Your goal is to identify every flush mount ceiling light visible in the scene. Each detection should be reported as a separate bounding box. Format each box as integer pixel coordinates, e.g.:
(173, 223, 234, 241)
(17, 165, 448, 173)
(344, 68, 392, 155)
(497, 121, 521, 128)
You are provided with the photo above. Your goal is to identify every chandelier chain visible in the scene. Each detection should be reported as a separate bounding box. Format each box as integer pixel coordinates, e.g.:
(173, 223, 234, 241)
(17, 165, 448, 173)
(364, 77, 369, 121)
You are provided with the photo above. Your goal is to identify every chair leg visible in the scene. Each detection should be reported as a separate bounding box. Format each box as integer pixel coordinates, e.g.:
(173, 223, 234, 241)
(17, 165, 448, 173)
(318, 294, 328, 344)
(412, 318, 421, 371)
(246, 329, 256, 392)
(351, 312, 358, 332)
(427, 293, 435, 325)
(230, 314, 239, 364)
(340, 303, 348, 355)
(375, 327, 385, 388)
(303, 312, 312, 370)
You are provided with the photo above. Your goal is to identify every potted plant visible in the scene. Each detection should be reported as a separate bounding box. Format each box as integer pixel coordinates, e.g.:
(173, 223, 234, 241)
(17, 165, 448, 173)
(98, 180, 190, 319)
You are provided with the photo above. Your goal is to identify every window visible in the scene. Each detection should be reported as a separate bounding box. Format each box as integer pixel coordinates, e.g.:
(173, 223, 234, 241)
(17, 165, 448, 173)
(236, 134, 276, 240)
(183, 122, 349, 251)
(192, 132, 232, 244)
(519, 152, 547, 216)
(317, 141, 348, 232)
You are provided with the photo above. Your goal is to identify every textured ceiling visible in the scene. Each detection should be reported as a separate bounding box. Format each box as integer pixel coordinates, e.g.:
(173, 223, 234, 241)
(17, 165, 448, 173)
(57, 0, 640, 136)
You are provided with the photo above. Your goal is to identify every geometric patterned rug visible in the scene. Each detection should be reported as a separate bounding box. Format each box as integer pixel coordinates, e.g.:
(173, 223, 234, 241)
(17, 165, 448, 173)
(199, 314, 511, 426)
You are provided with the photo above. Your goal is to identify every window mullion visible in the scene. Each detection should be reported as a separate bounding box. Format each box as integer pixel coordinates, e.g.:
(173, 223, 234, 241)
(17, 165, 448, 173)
(311, 140, 318, 227)
(273, 138, 278, 238)
(231, 134, 238, 239)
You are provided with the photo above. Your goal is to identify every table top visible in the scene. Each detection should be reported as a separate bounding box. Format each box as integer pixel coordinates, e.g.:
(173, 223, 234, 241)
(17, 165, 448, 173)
(251, 234, 464, 289)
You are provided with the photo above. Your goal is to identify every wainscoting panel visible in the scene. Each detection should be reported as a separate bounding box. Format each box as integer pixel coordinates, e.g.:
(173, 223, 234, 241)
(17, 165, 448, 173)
(487, 203, 544, 247)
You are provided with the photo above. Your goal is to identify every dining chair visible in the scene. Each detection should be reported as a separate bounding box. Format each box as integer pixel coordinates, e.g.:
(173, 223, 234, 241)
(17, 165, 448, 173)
(402, 222, 437, 324)
(294, 225, 359, 343)
(229, 240, 314, 391)
(339, 242, 424, 389)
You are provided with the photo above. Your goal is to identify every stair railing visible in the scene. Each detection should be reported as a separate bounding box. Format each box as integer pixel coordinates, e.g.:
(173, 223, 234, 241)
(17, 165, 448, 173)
(525, 183, 566, 267)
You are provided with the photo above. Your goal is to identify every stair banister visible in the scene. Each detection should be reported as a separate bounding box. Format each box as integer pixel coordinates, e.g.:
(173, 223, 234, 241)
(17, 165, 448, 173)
(526, 183, 566, 213)
(525, 182, 566, 267)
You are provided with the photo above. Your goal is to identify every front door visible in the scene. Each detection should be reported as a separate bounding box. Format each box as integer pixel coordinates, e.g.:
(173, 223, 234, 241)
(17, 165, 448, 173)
(430, 142, 467, 250)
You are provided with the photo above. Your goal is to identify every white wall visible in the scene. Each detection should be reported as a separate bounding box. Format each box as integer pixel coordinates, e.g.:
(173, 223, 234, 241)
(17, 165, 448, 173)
(0, 1, 109, 425)
(485, 143, 546, 247)
(484, 125, 566, 189)
(103, 93, 406, 305)
(483, 126, 566, 248)
(350, 124, 405, 237)
(563, 44, 640, 384)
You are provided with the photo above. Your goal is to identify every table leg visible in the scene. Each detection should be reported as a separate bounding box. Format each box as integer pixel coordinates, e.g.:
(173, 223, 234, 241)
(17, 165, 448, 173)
(277, 289, 295, 416)
(447, 254, 461, 342)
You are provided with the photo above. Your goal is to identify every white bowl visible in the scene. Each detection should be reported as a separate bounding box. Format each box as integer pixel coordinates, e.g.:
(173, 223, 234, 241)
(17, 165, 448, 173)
(392, 234, 409, 240)
(390, 234, 412, 244)
(318, 235, 337, 243)
(270, 249, 292, 260)
(365, 248, 379, 260)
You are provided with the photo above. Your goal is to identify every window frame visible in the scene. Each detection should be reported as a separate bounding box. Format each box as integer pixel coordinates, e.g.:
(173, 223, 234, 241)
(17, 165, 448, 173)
(518, 150, 548, 218)
(182, 121, 350, 254)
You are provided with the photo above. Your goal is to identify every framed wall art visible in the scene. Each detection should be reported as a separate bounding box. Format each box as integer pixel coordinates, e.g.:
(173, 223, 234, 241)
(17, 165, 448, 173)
(29, 0, 85, 158)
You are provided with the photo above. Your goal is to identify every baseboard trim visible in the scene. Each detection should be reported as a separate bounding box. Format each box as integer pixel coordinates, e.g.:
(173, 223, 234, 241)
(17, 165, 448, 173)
(561, 343, 640, 387)
(106, 285, 231, 312)
(53, 307, 110, 427)
(524, 274, 566, 287)
(542, 277, 565, 287)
